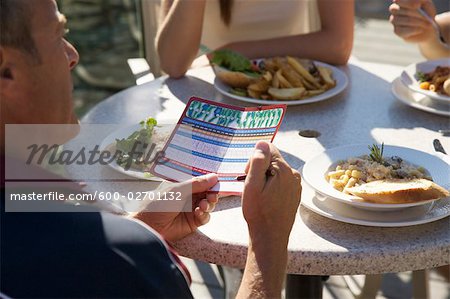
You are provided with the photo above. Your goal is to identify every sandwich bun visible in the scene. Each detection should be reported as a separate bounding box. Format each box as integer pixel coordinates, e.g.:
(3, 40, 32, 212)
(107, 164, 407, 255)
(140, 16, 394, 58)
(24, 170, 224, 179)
(212, 64, 258, 89)
(345, 179, 449, 204)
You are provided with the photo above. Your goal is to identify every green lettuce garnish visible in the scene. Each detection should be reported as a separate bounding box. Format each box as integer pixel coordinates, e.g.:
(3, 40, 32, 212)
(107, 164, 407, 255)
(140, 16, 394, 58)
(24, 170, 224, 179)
(211, 49, 254, 73)
(230, 87, 248, 97)
(115, 117, 157, 169)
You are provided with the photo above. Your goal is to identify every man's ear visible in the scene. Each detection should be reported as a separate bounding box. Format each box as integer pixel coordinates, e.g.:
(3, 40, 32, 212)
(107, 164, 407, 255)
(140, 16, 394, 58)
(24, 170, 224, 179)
(0, 47, 14, 80)
(0, 47, 15, 97)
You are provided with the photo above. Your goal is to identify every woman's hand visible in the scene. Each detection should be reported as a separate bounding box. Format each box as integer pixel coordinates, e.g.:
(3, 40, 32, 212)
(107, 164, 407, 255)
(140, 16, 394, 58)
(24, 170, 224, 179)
(389, 0, 436, 44)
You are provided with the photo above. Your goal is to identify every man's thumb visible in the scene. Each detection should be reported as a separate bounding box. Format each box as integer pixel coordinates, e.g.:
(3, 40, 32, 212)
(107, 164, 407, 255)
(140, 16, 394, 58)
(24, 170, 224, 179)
(246, 141, 271, 186)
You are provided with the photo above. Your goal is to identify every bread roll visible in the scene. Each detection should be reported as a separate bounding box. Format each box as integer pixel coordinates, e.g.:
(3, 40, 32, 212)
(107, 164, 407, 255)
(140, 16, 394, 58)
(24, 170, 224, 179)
(212, 64, 258, 88)
(345, 179, 449, 204)
(443, 78, 450, 96)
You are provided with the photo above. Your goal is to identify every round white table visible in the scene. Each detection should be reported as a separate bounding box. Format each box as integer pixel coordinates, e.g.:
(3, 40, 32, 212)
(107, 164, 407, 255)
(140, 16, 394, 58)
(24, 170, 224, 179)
(80, 60, 449, 296)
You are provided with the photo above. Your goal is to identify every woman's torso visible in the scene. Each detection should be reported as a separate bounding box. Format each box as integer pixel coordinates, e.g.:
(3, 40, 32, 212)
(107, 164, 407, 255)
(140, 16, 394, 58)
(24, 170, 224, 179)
(201, 0, 321, 50)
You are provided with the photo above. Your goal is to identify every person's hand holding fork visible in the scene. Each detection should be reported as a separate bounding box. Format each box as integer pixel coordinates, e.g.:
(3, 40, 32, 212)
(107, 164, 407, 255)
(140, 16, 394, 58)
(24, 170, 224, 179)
(389, 0, 450, 59)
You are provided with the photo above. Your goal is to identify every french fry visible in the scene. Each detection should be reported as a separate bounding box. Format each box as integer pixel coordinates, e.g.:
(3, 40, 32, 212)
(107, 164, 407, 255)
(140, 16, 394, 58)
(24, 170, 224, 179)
(248, 79, 270, 93)
(306, 89, 325, 96)
(287, 56, 321, 88)
(280, 62, 304, 88)
(263, 58, 279, 73)
(272, 56, 286, 68)
(248, 89, 262, 99)
(276, 70, 293, 88)
(268, 87, 306, 100)
(300, 77, 315, 90)
(317, 66, 335, 88)
(262, 71, 273, 82)
(272, 71, 280, 88)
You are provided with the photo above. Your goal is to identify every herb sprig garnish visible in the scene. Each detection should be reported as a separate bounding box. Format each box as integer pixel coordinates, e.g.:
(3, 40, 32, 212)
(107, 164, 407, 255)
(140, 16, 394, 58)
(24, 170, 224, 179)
(368, 143, 384, 164)
(416, 71, 427, 82)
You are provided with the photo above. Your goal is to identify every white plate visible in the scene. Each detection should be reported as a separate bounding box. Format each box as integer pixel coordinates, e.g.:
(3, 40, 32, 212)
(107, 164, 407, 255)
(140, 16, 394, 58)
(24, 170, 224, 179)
(392, 77, 450, 116)
(301, 181, 450, 227)
(100, 124, 172, 181)
(214, 61, 348, 106)
(400, 58, 450, 102)
(302, 144, 450, 211)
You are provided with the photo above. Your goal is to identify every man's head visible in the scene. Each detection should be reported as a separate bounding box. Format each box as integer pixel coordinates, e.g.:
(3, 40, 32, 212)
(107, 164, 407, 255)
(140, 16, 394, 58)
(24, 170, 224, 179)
(0, 0, 38, 58)
(0, 0, 79, 127)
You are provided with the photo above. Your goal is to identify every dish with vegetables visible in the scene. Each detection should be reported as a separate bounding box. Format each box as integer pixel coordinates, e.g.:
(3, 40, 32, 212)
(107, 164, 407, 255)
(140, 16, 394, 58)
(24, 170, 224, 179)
(302, 144, 450, 209)
(415, 66, 450, 96)
(326, 144, 449, 204)
(401, 59, 450, 102)
(100, 118, 171, 180)
(114, 118, 160, 172)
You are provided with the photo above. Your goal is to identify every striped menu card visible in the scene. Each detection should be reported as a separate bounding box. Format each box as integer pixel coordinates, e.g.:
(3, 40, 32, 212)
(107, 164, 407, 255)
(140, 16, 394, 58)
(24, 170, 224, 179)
(151, 97, 286, 194)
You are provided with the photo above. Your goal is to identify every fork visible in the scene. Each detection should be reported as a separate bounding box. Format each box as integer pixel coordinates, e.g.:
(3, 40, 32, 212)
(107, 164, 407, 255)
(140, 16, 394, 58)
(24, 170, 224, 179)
(417, 8, 450, 49)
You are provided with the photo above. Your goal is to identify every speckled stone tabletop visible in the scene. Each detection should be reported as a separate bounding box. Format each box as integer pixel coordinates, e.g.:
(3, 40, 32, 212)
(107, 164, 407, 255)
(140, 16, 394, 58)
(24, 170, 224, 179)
(79, 59, 450, 275)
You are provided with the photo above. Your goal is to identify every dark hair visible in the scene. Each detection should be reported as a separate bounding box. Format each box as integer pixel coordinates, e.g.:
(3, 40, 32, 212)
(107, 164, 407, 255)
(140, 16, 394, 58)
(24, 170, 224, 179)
(0, 0, 39, 58)
(219, 0, 234, 26)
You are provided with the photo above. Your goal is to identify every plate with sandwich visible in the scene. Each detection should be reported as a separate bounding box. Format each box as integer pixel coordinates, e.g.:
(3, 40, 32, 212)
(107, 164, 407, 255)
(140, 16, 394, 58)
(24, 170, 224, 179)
(302, 144, 450, 211)
(211, 50, 348, 106)
(99, 118, 172, 181)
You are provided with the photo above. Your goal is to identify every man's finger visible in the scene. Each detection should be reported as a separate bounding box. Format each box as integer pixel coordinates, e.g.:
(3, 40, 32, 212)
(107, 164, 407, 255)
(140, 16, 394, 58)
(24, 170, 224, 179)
(198, 198, 215, 213)
(194, 208, 211, 227)
(267, 142, 284, 162)
(206, 193, 219, 204)
(244, 160, 250, 174)
(245, 142, 283, 175)
(246, 141, 271, 186)
(169, 173, 218, 202)
(192, 192, 218, 211)
(191, 173, 219, 193)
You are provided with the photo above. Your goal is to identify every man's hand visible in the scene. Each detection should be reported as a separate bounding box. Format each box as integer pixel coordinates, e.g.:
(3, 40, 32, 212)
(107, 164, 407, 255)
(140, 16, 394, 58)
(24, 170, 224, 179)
(389, 0, 436, 43)
(242, 141, 301, 245)
(132, 173, 219, 243)
(237, 141, 301, 299)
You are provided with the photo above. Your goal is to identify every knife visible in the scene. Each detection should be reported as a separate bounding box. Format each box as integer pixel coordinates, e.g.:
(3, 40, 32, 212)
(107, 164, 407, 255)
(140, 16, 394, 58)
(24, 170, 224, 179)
(433, 139, 447, 155)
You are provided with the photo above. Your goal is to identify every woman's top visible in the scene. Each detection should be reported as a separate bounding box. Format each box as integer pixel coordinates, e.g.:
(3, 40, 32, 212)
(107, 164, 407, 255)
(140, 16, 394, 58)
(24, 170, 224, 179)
(201, 0, 321, 51)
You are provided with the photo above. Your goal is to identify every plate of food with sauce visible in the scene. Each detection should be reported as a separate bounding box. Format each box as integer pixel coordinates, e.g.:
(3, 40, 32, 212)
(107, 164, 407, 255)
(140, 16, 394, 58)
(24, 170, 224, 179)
(401, 58, 450, 102)
(302, 143, 449, 211)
